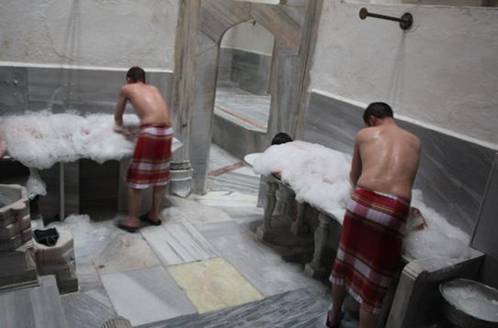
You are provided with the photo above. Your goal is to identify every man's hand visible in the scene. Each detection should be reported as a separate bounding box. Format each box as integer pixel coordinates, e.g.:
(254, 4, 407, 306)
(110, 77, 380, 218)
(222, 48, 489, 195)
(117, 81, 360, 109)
(113, 124, 130, 136)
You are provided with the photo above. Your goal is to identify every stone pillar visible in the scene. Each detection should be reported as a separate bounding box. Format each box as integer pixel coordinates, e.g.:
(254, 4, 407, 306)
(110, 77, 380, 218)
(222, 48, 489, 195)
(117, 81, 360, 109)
(256, 180, 278, 242)
(305, 212, 331, 278)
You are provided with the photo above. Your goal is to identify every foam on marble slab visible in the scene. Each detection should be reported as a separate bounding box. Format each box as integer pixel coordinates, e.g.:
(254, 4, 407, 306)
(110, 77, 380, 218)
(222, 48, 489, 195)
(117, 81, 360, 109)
(253, 141, 352, 223)
(403, 190, 471, 260)
(251, 142, 471, 260)
(0, 111, 139, 169)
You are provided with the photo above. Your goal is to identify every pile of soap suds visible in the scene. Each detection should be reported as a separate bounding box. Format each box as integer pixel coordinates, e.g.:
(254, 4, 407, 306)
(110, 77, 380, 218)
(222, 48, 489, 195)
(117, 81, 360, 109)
(251, 141, 471, 260)
(253, 141, 352, 221)
(403, 190, 471, 260)
(0, 111, 139, 170)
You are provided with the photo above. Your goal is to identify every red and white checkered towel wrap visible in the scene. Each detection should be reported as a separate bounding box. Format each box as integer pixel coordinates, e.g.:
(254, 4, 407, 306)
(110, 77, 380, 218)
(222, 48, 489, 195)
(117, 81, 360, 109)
(330, 186, 410, 314)
(127, 124, 173, 189)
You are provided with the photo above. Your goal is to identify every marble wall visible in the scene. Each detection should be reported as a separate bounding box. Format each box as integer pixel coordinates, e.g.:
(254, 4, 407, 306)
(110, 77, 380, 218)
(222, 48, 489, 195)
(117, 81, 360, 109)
(0, 66, 173, 115)
(303, 92, 495, 236)
(218, 49, 272, 96)
(471, 153, 498, 289)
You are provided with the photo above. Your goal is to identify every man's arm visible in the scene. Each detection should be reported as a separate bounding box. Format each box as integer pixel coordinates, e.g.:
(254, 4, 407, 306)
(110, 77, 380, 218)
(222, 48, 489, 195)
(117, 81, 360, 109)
(114, 86, 128, 129)
(349, 135, 362, 187)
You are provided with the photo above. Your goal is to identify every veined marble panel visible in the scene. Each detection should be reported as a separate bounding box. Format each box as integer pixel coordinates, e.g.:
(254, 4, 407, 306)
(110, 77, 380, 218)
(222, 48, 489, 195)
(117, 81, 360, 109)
(0, 276, 68, 328)
(93, 230, 160, 274)
(101, 266, 196, 327)
(168, 257, 263, 313)
(140, 220, 217, 266)
(61, 287, 116, 328)
(25, 67, 173, 114)
(0, 66, 28, 114)
(304, 92, 495, 235)
(140, 287, 331, 328)
(204, 221, 321, 296)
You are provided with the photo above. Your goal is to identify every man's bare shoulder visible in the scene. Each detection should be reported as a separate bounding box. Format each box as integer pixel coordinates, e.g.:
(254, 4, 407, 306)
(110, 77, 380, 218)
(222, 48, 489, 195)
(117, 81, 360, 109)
(355, 127, 378, 141)
(120, 84, 134, 96)
(399, 127, 421, 148)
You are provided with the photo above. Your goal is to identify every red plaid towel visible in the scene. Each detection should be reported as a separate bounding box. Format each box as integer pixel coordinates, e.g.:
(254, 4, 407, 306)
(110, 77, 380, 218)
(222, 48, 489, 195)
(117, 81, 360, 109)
(127, 124, 173, 189)
(330, 187, 410, 314)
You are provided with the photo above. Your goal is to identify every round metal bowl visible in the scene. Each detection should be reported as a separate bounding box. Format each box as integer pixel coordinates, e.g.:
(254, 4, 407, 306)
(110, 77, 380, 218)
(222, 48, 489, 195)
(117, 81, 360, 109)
(440, 279, 498, 328)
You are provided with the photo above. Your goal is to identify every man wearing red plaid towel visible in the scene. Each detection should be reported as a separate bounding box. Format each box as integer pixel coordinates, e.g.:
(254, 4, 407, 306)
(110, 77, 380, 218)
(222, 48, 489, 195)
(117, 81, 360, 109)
(114, 66, 172, 232)
(327, 103, 421, 328)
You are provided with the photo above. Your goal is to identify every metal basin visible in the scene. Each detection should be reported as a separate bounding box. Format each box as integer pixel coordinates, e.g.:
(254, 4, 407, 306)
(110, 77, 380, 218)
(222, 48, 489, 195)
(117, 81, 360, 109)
(440, 279, 498, 328)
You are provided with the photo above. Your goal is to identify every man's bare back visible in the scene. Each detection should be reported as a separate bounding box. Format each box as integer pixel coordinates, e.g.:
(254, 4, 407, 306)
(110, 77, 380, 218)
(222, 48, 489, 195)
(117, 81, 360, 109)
(114, 82, 170, 128)
(350, 112, 421, 199)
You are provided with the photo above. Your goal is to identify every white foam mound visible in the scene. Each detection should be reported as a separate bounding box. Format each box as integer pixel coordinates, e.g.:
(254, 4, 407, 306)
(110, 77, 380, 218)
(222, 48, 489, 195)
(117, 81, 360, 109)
(251, 141, 471, 260)
(403, 190, 471, 260)
(0, 111, 139, 169)
(253, 141, 352, 222)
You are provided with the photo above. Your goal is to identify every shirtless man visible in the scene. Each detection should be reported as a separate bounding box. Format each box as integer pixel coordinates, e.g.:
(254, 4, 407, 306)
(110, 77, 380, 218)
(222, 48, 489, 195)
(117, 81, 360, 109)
(114, 66, 173, 232)
(327, 102, 421, 328)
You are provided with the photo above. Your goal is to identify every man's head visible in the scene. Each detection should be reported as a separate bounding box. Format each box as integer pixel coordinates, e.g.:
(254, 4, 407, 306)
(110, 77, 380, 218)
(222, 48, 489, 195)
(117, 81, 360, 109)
(271, 132, 293, 145)
(363, 102, 394, 127)
(126, 66, 146, 84)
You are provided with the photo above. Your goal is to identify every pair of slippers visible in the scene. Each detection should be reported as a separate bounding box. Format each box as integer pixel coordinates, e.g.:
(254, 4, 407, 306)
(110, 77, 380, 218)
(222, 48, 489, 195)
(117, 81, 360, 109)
(326, 311, 344, 328)
(117, 213, 161, 233)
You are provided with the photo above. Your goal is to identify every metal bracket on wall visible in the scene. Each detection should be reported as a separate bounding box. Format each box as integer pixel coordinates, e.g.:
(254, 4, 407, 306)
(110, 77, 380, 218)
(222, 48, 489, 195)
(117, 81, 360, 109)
(359, 7, 413, 31)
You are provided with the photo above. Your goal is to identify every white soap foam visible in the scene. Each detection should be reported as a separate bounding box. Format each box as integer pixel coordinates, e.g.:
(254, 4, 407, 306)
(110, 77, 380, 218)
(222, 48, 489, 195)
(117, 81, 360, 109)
(251, 141, 471, 260)
(443, 284, 498, 322)
(253, 141, 352, 223)
(0, 111, 139, 169)
(26, 168, 47, 197)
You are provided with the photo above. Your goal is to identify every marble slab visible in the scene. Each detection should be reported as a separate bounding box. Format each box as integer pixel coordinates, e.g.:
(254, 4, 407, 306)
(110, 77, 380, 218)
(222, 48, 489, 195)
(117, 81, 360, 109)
(101, 266, 196, 327)
(140, 220, 217, 266)
(141, 287, 331, 328)
(93, 231, 160, 275)
(202, 221, 321, 297)
(168, 257, 263, 313)
(0, 276, 68, 328)
(192, 191, 259, 209)
(167, 197, 234, 226)
(208, 172, 261, 195)
(61, 287, 116, 328)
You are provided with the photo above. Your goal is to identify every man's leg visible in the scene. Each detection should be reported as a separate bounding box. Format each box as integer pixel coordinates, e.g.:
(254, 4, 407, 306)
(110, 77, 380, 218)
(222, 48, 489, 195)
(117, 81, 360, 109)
(359, 306, 378, 328)
(118, 187, 142, 231)
(148, 185, 166, 223)
(328, 283, 347, 325)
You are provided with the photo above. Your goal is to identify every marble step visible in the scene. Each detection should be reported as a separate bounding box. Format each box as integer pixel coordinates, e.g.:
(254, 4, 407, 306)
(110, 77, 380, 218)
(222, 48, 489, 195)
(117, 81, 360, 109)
(208, 172, 260, 195)
(0, 275, 68, 328)
(139, 287, 330, 328)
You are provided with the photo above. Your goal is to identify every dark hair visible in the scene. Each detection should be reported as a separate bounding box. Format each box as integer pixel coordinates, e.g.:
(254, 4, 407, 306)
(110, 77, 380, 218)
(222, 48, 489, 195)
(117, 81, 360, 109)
(363, 102, 393, 124)
(271, 132, 293, 145)
(126, 66, 146, 83)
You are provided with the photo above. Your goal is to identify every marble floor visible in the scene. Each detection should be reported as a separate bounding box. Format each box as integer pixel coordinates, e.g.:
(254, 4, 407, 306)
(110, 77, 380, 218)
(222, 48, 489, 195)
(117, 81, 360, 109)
(215, 83, 270, 132)
(20, 144, 357, 328)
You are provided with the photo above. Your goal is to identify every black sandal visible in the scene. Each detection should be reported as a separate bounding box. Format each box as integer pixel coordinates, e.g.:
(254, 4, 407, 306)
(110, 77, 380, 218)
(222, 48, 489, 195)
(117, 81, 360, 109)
(326, 311, 344, 328)
(117, 220, 141, 233)
(139, 213, 162, 226)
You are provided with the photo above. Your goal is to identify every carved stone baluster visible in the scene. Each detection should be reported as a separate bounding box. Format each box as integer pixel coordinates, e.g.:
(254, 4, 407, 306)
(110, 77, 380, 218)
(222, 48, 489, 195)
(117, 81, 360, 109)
(257, 180, 279, 241)
(305, 212, 331, 278)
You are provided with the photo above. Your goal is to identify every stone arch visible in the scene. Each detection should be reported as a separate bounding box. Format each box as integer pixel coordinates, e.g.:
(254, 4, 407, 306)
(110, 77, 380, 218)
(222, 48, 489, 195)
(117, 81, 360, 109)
(172, 0, 323, 193)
